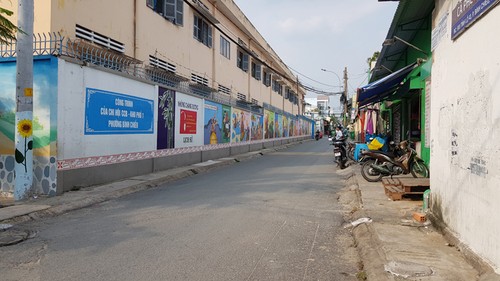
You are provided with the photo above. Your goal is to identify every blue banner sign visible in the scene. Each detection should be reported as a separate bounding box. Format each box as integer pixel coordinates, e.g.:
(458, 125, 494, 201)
(84, 88, 154, 135)
(452, 0, 499, 39)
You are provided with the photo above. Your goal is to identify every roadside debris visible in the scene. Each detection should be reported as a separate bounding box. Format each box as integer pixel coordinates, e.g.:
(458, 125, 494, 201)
(344, 217, 372, 229)
(384, 260, 433, 278)
(0, 224, 13, 231)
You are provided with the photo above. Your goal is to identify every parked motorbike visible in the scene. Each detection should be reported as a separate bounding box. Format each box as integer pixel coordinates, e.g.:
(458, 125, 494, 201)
(360, 140, 429, 182)
(345, 140, 356, 161)
(315, 131, 320, 140)
(332, 138, 347, 169)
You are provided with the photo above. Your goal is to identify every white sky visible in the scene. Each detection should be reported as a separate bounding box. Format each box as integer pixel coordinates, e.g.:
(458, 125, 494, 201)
(232, 0, 398, 110)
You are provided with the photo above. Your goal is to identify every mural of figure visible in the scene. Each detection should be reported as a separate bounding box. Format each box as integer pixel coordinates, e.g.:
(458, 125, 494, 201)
(269, 119, 274, 138)
(264, 114, 269, 139)
(231, 110, 241, 142)
(275, 119, 279, 138)
(223, 111, 230, 140)
(240, 111, 245, 141)
(251, 114, 263, 141)
(210, 113, 218, 144)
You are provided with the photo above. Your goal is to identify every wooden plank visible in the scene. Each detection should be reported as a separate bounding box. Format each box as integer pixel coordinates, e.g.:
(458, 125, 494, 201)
(398, 177, 430, 187)
(384, 187, 403, 201)
(386, 185, 403, 193)
(382, 177, 402, 188)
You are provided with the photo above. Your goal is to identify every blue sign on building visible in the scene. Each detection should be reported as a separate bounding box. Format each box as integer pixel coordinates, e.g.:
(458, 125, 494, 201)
(452, 0, 498, 40)
(84, 88, 154, 135)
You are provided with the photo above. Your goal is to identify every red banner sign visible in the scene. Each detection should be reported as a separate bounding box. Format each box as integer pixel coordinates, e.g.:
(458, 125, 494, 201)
(180, 109, 197, 134)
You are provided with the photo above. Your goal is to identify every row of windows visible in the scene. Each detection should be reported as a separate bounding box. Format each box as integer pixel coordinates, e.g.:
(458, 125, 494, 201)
(147, 0, 184, 25)
(146, 1, 297, 102)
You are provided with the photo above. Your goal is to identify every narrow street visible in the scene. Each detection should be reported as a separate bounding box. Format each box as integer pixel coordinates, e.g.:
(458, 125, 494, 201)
(0, 140, 361, 281)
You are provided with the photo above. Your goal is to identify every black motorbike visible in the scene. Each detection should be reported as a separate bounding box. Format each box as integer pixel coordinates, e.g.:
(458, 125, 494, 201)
(315, 131, 320, 140)
(359, 140, 429, 182)
(332, 138, 347, 169)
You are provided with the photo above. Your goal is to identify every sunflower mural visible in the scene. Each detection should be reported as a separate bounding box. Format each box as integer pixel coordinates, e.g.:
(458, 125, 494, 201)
(15, 119, 33, 173)
(1, 58, 58, 200)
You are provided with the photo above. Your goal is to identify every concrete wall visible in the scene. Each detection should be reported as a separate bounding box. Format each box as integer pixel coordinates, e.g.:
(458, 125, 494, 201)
(57, 59, 157, 160)
(58, 137, 309, 192)
(430, 0, 500, 273)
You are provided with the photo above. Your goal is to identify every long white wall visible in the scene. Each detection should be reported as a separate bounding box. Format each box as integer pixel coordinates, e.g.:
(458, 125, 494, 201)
(57, 60, 157, 160)
(431, 1, 500, 272)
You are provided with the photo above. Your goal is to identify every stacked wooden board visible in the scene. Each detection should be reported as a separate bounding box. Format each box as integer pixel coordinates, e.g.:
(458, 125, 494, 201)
(381, 177, 430, 201)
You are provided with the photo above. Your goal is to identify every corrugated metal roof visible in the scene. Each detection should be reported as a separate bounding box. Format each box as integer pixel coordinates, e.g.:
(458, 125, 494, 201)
(370, 0, 434, 82)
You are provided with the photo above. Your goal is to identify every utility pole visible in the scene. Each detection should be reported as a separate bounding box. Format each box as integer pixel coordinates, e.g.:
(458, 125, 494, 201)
(343, 67, 348, 127)
(295, 75, 299, 115)
(14, 0, 34, 200)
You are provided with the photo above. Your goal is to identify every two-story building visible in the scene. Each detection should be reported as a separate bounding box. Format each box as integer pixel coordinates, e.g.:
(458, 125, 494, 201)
(0, 0, 309, 200)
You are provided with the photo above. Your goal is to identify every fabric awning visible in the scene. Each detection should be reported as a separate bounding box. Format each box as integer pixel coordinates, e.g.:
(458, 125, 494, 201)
(357, 62, 417, 107)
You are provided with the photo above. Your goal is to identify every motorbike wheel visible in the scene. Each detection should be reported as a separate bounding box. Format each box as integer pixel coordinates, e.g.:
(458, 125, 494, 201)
(361, 159, 384, 182)
(410, 160, 430, 178)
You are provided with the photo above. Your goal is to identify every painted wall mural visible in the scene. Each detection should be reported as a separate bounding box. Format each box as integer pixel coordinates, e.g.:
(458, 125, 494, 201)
(0, 58, 58, 198)
(289, 117, 295, 137)
(221, 105, 231, 143)
(157, 87, 175, 149)
(264, 109, 275, 139)
(203, 100, 223, 145)
(283, 115, 290, 137)
(251, 113, 263, 141)
(231, 108, 251, 143)
(275, 114, 283, 138)
(175, 92, 203, 148)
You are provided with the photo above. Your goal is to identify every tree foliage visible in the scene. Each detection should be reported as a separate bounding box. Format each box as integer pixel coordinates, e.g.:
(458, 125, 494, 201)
(0, 4, 18, 44)
(366, 51, 380, 67)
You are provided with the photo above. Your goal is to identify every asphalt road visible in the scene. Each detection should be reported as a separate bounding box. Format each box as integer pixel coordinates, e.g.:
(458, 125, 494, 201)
(0, 139, 361, 281)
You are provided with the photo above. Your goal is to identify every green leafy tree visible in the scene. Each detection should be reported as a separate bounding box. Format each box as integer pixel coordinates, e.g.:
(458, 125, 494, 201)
(0, 3, 19, 44)
(367, 51, 380, 67)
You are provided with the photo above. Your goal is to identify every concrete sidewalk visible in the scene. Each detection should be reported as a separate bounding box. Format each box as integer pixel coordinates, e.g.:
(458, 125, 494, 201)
(343, 164, 499, 281)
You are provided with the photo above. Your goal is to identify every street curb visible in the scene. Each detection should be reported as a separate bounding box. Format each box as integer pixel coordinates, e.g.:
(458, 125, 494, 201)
(1, 142, 305, 225)
(2, 168, 197, 225)
(346, 169, 393, 281)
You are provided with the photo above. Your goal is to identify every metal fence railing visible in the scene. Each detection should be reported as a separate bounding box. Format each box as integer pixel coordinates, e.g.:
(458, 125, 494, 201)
(0, 33, 262, 112)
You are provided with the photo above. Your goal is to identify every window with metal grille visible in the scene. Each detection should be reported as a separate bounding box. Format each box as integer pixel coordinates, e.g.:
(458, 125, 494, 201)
(237, 93, 246, 101)
(191, 73, 209, 86)
(251, 61, 261, 81)
(263, 71, 271, 87)
(75, 25, 125, 53)
(220, 36, 230, 59)
(149, 55, 176, 72)
(148, 0, 184, 25)
(272, 79, 282, 93)
(237, 50, 249, 72)
(218, 84, 231, 95)
(193, 14, 212, 48)
(251, 98, 259, 105)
